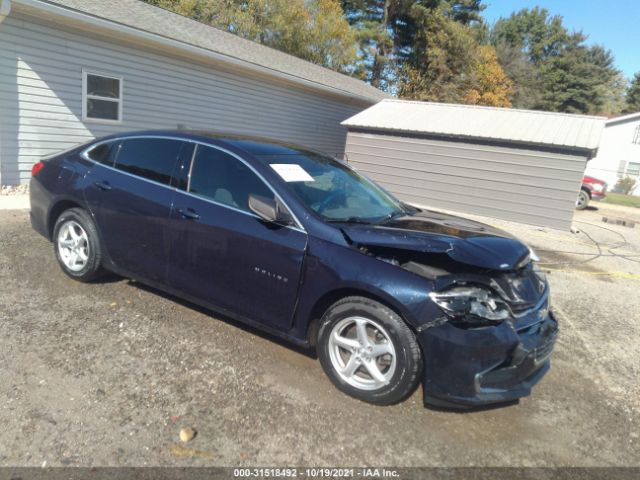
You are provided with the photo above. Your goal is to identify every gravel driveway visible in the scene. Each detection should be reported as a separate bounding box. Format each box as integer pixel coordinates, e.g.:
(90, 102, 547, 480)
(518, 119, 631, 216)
(0, 208, 638, 467)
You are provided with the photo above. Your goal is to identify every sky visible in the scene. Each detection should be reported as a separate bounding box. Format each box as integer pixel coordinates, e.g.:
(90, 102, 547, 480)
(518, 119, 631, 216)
(482, 0, 640, 80)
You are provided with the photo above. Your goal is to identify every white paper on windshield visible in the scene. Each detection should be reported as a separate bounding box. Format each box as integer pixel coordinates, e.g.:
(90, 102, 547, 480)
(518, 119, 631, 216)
(270, 164, 314, 182)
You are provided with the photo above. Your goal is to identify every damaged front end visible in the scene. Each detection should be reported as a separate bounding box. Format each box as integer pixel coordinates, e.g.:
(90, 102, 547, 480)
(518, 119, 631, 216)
(342, 222, 558, 409)
(418, 263, 557, 409)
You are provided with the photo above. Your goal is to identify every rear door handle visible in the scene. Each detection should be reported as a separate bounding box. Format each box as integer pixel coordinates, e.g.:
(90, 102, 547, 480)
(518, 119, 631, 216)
(94, 181, 112, 191)
(177, 208, 200, 220)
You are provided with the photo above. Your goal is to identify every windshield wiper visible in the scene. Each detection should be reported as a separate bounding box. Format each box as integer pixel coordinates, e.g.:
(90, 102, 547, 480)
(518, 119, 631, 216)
(326, 217, 372, 224)
(376, 209, 406, 224)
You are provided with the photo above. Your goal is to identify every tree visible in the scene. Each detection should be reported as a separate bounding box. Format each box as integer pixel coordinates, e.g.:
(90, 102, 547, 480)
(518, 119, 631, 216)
(492, 38, 541, 109)
(536, 36, 622, 114)
(491, 8, 623, 114)
(623, 73, 640, 114)
(342, 0, 485, 91)
(341, 0, 396, 88)
(397, 5, 512, 106)
(444, 0, 485, 26)
(463, 45, 513, 107)
(492, 7, 568, 65)
(397, 5, 476, 102)
(614, 176, 638, 195)
(145, 0, 358, 73)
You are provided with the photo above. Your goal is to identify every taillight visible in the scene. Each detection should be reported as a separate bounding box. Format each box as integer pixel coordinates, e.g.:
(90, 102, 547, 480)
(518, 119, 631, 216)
(31, 161, 45, 177)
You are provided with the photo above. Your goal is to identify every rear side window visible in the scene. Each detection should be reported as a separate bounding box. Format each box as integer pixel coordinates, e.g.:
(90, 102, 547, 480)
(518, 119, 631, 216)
(189, 145, 273, 213)
(115, 138, 185, 185)
(87, 141, 120, 166)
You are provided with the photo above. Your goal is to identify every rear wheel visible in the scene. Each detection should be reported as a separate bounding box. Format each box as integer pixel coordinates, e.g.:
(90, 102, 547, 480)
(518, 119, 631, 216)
(317, 296, 422, 405)
(576, 189, 590, 210)
(53, 208, 104, 282)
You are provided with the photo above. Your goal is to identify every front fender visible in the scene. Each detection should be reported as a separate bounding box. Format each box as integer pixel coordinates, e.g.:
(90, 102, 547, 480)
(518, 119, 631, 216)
(290, 237, 442, 340)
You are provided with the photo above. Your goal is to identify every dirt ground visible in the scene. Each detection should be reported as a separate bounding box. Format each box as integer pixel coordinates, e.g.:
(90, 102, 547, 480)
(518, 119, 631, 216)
(0, 205, 639, 467)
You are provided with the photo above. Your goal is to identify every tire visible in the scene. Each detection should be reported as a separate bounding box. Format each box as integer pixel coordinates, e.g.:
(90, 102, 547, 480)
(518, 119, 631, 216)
(53, 207, 104, 282)
(576, 189, 590, 210)
(317, 296, 422, 405)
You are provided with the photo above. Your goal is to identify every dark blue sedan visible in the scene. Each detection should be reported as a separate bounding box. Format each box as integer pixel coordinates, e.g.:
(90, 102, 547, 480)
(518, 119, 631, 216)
(30, 131, 557, 409)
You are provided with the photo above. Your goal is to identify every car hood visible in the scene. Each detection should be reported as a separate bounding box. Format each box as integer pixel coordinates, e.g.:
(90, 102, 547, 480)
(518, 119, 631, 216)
(339, 209, 530, 271)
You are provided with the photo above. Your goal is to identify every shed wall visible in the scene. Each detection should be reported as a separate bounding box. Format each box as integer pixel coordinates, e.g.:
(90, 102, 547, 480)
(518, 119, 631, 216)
(345, 131, 588, 230)
(0, 12, 370, 185)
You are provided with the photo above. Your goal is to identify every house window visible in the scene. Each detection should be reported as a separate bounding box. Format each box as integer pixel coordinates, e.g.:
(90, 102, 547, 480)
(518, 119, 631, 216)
(633, 125, 640, 145)
(82, 70, 122, 123)
(627, 162, 640, 177)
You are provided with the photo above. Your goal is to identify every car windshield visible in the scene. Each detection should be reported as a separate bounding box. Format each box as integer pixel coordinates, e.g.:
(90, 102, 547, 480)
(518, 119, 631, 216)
(256, 152, 406, 223)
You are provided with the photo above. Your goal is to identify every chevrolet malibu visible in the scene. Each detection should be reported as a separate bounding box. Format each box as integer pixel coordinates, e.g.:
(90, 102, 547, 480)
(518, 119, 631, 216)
(30, 131, 557, 409)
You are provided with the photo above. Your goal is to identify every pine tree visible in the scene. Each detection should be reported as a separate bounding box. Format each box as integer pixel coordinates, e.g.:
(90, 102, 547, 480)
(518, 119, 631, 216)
(623, 73, 640, 114)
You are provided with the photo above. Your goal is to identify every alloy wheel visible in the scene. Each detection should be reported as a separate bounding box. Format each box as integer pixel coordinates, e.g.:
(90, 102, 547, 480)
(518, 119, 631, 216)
(576, 190, 589, 209)
(57, 220, 90, 272)
(327, 316, 397, 391)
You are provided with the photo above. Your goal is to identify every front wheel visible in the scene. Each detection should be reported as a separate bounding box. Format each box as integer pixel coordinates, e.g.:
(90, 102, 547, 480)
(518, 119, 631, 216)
(317, 296, 422, 405)
(53, 208, 104, 282)
(576, 189, 590, 210)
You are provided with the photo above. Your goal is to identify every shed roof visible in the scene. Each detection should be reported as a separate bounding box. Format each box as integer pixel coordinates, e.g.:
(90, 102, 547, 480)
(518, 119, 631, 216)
(14, 0, 388, 103)
(342, 99, 607, 153)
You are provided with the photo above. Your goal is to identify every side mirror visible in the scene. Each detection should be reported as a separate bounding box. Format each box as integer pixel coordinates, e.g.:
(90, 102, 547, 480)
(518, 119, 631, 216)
(248, 194, 292, 226)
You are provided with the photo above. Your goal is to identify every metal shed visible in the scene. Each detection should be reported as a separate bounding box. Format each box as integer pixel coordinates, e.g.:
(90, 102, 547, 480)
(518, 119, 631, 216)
(342, 100, 606, 230)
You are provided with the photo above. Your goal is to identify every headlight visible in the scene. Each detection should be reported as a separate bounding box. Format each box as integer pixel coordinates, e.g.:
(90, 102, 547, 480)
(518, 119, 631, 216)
(429, 286, 511, 326)
(592, 183, 604, 191)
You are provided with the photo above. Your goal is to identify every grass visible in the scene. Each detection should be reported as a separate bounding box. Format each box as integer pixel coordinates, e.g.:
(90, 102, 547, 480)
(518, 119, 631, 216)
(603, 192, 640, 208)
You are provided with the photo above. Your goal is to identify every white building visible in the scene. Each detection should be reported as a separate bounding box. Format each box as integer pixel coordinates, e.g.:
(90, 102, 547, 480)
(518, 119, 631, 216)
(586, 112, 640, 195)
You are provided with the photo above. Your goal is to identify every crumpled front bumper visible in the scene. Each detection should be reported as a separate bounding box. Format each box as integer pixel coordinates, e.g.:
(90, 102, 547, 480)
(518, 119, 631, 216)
(417, 300, 558, 409)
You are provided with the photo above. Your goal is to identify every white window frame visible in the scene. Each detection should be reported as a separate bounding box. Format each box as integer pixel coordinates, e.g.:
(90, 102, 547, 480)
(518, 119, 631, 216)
(627, 162, 640, 177)
(82, 69, 123, 124)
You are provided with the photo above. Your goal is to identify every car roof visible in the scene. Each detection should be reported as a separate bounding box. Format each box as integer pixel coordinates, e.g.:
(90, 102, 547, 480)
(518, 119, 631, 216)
(105, 130, 320, 157)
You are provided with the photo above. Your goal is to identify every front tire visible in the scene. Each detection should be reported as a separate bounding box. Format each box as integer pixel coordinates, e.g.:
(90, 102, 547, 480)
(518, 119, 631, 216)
(53, 208, 104, 282)
(317, 296, 422, 405)
(576, 189, 590, 210)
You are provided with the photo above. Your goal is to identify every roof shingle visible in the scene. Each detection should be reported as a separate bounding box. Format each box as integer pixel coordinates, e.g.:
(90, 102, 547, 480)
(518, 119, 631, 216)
(33, 0, 388, 102)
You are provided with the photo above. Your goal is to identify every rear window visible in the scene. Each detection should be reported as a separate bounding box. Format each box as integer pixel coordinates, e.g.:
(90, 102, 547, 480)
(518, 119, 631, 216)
(114, 138, 185, 185)
(87, 141, 120, 166)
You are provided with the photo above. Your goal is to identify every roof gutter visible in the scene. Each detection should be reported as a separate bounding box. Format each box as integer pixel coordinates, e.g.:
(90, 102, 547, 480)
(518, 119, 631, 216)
(11, 0, 378, 104)
(0, 0, 11, 23)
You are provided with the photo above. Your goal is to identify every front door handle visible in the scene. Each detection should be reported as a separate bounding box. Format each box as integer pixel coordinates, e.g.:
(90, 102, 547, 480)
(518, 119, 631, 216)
(177, 208, 200, 220)
(94, 181, 112, 191)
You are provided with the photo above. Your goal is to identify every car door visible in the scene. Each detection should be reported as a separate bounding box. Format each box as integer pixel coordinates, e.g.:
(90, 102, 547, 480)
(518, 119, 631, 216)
(166, 144, 307, 330)
(84, 136, 194, 283)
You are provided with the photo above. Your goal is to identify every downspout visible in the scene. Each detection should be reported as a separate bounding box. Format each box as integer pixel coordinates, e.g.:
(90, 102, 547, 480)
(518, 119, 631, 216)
(0, 0, 11, 23)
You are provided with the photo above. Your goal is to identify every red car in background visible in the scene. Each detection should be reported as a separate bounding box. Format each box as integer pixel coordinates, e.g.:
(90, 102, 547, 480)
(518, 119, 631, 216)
(577, 175, 607, 210)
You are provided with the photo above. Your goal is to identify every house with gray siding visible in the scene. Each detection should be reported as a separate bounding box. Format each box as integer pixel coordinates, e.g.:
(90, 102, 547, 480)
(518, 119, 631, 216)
(0, 0, 387, 186)
(342, 100, 606, 230)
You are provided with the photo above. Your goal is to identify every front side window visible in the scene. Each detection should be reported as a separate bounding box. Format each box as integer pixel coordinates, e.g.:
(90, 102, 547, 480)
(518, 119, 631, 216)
(189, 146, 273, 213)
(82, 71, 122, 123)
(114, 138, 185, 185)
(255, 152, 405, 223)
